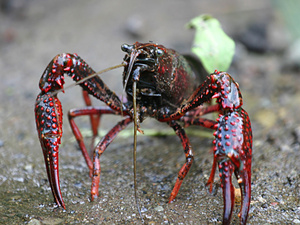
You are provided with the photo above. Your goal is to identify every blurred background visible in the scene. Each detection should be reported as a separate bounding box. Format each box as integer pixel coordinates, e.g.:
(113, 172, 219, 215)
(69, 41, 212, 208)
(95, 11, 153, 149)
(0, 0, 299, 224)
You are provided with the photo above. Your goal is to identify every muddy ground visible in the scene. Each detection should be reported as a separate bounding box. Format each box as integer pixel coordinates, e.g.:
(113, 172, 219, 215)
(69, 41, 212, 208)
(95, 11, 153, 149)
(0, 0, 299, 224)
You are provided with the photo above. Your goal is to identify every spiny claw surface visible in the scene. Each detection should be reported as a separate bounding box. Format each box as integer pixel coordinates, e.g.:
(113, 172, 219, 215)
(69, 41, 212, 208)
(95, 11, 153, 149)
(35, 93, 65, 208)
(212, 109, 252, 224)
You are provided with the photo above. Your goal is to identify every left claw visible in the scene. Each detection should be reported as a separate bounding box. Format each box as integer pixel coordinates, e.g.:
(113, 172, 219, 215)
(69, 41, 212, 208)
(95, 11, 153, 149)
(169, 71, 252, 224)
(208, 109, 252, 224)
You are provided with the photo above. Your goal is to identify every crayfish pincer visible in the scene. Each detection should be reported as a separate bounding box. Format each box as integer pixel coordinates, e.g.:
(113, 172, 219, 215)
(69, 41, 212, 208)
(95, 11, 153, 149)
(35, 42, 252, 224)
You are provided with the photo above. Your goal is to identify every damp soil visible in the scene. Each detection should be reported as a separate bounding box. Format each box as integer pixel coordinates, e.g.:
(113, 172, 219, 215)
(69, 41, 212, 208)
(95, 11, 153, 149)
(0, 0, 299, 224)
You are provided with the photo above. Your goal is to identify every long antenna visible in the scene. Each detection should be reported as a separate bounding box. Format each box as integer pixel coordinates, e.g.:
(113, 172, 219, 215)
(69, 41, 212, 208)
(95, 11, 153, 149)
(51, 63, 125, 96)
(133, 81, 144, 222)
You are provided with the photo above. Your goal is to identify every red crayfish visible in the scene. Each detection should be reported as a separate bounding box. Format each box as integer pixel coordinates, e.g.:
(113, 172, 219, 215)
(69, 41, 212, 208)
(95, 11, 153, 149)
(35, 42, 252, 224)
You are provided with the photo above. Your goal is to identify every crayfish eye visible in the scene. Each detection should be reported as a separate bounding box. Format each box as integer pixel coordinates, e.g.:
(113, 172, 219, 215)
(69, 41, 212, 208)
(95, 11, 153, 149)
(155, 48, 164, 57)
(121, 43, 133, 53)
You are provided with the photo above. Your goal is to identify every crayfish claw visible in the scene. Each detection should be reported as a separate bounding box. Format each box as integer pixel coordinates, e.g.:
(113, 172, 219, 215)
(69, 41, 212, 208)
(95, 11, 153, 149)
(219, 161, 235, 225)
(42, 136, 65, 209)
(35, 93, 64, 208)
(235, 169, 251, 224)
(212, 109, 252, 224)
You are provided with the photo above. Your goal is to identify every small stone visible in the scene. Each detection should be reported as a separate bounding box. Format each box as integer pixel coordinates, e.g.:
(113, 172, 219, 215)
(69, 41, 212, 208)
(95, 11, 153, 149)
(13, 177, 24, 182)
(154, 206, 164, 212)
(283, 39, 300, 70)
(41, 217, 64, 225)
(145, 215, 152, 219)
(24, 164, 33, 172)
(28, 219, 41, 225)
(141, 207, 148, 213)
(293, 219, 300, 224)
(234, 187, 242, 203)
(293, 126, 300, 143)
(257, 196, 267, 203)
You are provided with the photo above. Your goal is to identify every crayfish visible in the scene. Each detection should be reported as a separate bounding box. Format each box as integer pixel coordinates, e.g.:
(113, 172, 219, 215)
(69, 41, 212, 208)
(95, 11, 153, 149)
(35, 42, 252, 224)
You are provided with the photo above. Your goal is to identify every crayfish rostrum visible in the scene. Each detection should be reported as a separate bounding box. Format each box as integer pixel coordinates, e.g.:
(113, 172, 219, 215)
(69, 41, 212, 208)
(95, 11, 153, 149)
(35, 42, 252, 224)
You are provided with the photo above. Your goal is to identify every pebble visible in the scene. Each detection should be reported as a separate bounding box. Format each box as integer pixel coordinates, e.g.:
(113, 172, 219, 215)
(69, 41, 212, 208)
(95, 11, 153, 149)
(237, 23, 269, 53)
(293, 126, 300, 143)
(24, 164, 33, 172)
(28, 219, 41, 225)
(141, 206, 148, 212)
(41, 217, 64, 225)
(283, 39, 300, 70)
(293, 219, 300, 224)
(13, 177, 24, 182)
(154, 206, 164, 212)
(257, 196, 267, 203)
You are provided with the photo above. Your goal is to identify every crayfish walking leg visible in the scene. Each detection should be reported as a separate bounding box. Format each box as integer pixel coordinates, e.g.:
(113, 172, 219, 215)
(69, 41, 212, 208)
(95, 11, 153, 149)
(90, 117, 132, 200)
(82, 90, 102, 151)
(167, 121, 194, 203)
(68, 106, 123, 175)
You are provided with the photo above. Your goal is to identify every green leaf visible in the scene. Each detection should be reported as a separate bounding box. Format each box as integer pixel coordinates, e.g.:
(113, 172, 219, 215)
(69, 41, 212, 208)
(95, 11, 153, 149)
(186, 14, 235, 73)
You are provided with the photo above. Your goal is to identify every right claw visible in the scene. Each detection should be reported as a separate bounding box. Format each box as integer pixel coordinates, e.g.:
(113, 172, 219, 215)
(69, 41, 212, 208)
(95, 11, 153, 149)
(35, 93, 65, 209)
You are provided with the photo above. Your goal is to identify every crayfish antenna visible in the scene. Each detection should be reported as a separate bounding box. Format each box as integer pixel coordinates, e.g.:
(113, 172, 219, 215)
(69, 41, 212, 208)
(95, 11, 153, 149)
(132, 81, 144, 222)
(49, 63, 125, 97)
(121, 50, 140, 117)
